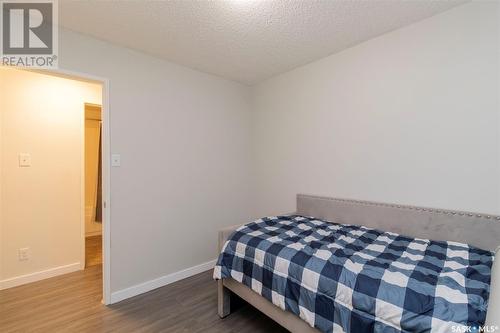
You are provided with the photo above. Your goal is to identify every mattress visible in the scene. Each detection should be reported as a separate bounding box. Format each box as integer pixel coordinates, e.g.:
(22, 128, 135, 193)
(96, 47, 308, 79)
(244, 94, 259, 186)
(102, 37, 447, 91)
(213, 215, 493, 333)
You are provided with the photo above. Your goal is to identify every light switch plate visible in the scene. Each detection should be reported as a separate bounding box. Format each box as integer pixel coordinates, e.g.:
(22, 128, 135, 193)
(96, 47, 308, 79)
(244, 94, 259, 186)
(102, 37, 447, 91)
(111, 154, 121, 167)
(19, 153, 31, 167)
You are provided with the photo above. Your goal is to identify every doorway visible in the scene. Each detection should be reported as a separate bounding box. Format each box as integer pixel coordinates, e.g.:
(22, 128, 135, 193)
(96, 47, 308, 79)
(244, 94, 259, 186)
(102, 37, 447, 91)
(85, 103, 103, 267)
(0, 67, 111, 304)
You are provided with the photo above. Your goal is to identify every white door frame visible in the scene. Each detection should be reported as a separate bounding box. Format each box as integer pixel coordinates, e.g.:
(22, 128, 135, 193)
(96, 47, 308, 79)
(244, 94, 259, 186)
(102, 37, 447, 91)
(38, 68, 111, 305)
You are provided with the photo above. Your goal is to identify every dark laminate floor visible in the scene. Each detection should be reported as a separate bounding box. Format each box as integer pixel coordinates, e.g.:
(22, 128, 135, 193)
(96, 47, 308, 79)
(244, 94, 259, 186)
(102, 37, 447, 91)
(85, 235, 102, 267)
(0, 265, 288, 333)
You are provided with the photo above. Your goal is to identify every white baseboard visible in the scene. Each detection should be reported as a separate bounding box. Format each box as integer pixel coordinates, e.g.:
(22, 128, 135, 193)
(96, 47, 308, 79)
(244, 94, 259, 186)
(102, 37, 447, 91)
(0, 262, 81, 290)
(110, 259, 216, 304)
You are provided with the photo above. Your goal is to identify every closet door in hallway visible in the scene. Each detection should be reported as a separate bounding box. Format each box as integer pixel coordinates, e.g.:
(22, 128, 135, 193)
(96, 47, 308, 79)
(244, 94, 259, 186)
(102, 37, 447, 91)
(84, 104, 102, 238)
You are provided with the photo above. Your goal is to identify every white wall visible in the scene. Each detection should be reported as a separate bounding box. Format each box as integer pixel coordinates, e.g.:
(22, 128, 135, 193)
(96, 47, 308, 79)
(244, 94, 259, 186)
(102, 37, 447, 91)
(0, 68, 102, 283)
(252, 2, 499, 217)
(57, 29, 253, 293)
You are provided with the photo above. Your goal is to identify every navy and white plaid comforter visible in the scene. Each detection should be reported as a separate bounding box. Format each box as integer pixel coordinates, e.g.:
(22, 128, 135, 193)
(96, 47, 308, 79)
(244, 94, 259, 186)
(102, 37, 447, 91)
(213, 215, 493, 333)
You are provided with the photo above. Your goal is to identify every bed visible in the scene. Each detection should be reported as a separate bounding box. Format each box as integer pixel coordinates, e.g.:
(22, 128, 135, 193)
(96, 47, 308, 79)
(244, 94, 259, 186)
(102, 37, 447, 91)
(214, 194, 500, 332)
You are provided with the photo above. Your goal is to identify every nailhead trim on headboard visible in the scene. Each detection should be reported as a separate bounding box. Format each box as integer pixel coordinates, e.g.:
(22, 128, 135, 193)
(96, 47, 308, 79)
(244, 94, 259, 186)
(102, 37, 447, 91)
(297, 194, 500, 221)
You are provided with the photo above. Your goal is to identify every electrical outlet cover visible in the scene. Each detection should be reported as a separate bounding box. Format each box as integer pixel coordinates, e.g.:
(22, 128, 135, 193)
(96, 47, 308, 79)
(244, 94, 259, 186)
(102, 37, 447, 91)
(18, 248, 30, 261)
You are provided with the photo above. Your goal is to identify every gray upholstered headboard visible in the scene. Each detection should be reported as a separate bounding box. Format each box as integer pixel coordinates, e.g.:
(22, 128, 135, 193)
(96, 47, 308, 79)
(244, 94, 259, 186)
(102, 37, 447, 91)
(297, 194, 500, 252)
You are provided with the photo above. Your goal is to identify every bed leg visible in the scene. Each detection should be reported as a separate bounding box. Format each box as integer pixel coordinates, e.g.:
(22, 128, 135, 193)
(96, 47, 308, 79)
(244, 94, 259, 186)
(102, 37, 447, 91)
(218, 280, 231, 318)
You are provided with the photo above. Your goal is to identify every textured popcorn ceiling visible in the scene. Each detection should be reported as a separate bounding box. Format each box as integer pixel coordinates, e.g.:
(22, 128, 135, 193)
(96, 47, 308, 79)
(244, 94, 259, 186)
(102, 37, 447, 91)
(59, 0, 467, 85)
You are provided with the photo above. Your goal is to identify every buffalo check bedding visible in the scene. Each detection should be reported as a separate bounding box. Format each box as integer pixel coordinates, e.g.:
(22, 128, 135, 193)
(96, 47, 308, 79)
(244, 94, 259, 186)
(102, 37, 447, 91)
(213, 215, 494, 333)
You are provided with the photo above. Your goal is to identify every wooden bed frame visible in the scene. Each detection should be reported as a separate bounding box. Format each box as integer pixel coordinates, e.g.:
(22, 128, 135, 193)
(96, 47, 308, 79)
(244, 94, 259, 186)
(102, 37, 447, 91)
(217, 194, 500, 332)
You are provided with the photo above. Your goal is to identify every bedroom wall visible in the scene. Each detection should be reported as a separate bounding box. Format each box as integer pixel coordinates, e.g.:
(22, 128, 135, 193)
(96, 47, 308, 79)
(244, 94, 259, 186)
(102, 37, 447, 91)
(0, 68, 102, 285)
(57, 29, 253, 294)
(252, 1, 500, 217)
